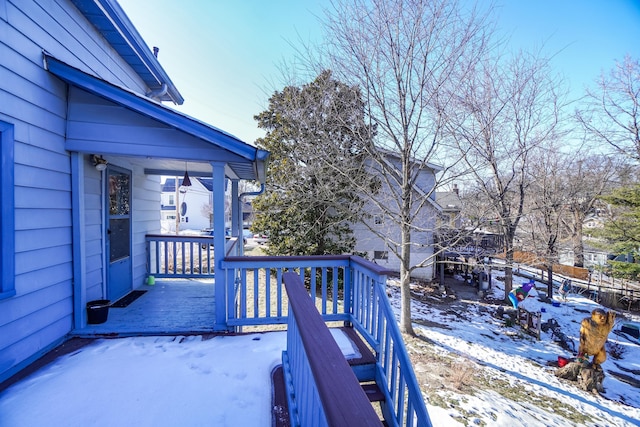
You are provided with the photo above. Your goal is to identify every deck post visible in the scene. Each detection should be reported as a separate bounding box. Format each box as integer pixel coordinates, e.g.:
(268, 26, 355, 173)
(211, 162, 231, 331)
(230, 179, 241, 255)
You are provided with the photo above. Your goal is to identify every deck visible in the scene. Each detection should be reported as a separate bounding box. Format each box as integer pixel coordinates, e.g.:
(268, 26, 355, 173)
(75, 279, 216, 336)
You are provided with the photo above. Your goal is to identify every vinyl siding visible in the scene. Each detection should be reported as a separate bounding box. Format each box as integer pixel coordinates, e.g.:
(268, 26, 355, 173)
(131, 166, 162, 286)
(84, 164, 104, 301)
(352, 160, 438, 280)
(0, 0, 153, 381)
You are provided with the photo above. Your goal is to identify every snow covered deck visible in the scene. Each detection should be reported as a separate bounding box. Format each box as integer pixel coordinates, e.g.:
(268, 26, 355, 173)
(75, 279, 216, 336)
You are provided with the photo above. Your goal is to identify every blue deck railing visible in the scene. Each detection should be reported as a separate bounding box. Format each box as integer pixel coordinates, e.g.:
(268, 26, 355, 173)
(221, 255, 433, 427)
(282, 271, 381, 426)
(145, 234, 431, 426)
(145, 234, 240, 278)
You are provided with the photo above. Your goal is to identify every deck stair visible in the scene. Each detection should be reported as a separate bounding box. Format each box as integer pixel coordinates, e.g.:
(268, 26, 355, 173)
(341, 327, 385, 404)
(219, 257, 433, 426)
(272, 325, 387, 426)
(278, 272, 391, 426)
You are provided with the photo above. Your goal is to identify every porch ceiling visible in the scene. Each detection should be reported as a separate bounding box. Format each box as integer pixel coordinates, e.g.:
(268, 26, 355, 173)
(44, 54, 269, 183)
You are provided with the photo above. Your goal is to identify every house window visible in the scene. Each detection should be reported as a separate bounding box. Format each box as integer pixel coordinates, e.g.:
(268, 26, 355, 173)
(0, 121, 15, 300)
(168, 195, 174, 205)
(374, 251, 388, 260)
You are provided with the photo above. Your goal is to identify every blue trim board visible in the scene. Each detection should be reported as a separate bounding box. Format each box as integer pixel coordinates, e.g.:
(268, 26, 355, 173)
(0, 121, 15, 300)
(0, 336, 68, 386)
(43, 53, 262, 162)
(70, 153, 86, 328)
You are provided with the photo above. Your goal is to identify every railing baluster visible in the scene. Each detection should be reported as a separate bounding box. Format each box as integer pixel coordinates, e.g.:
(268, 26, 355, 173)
(241, 269, 247, 319)
(213, 254, 432, 426)
(276, 268, 283, 318)
(188, 241, 191, 273)
(265, 269, 271, 319)
(253, 268, 260, 318)
(163, 240, 168, 274)
(145, 234, 225, 278)
(320, 267, 326, 313)
(331, 267, 345, 314)
(309, 267, 315, 307)
(153, 240, 159, 275)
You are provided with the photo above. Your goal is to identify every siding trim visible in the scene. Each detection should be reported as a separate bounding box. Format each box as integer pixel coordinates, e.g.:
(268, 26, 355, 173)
(71, 152, 86, 327)
(0, 120, 16, 300)
(42, 54, 266, 164)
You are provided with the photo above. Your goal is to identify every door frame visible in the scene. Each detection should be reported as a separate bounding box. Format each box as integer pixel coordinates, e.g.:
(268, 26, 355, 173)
(105, 164, 133, 302)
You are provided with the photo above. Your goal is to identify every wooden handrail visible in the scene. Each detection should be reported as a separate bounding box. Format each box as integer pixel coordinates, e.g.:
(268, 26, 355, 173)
(283, 272, 381, 426)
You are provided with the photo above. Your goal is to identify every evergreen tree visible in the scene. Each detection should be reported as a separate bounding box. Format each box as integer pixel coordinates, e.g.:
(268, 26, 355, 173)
(252, 70, 373, 256)
(597, 185, 640, 279)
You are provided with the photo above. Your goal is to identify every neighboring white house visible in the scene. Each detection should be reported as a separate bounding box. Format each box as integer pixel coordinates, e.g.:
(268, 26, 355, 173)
(352, 153, 443, 280)
(160, 177, 256, 233)
(161, 177, 214, 232)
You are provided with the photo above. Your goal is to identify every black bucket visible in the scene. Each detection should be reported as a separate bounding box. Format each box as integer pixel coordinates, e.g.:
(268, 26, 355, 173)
(86, 300, 111, 324)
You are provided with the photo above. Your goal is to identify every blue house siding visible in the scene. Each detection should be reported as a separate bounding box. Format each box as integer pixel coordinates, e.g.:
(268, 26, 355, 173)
(83, 167, 104, 302)
(1, 0, 267, 383)
(130, 162, 162, 287)
(3, 0, 150, 98)
(0, 0, 156, 381)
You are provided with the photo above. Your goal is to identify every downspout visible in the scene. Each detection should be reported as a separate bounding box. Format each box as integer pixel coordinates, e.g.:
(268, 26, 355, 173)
(239, 183, 266, 200)
(237, 184, 265, 255)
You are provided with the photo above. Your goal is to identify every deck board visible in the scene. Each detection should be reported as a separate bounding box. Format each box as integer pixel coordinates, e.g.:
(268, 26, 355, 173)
(76, 279, 216, 335)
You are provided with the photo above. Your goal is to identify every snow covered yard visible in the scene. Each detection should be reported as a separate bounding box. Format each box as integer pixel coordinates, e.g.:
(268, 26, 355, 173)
(0, 331, 358, 426)
(1, 272, 639, 426)
(393, 273, 640, 426)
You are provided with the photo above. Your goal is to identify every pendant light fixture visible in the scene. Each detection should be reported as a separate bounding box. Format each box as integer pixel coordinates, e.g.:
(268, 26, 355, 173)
(182, 170, 192, 187)
(179, 161, 192, 193)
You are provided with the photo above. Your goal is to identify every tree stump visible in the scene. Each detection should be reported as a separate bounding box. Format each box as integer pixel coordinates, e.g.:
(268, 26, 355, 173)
(555, 361, 605, 394)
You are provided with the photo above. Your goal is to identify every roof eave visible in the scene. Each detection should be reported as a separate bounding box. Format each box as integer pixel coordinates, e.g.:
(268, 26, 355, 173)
(44, 53, 268, 182)
(71, 0, 184, 105)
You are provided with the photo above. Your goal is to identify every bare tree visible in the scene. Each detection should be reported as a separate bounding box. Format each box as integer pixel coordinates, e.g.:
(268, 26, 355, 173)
(309, 0, 492, 334)
(520, 143, 569, 298)
(562, 154, 617, 267)
(445, 50, 563, 302)
(576, 55, 640, 162)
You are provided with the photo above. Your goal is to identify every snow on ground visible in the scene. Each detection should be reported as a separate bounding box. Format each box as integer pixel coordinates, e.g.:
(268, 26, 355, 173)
(0, 330, 357, 427)
(389, 272, 640, 426)
(1, 272, 639, 426)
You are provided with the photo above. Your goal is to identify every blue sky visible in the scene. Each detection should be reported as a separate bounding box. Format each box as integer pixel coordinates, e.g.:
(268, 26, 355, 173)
(117, 0, 640, 144)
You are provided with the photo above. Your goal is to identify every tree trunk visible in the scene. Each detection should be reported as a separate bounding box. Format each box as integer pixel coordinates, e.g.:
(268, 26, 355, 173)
(572, 210, 585, 267)
(399, 185, 415, 335)
(399, 233, 415, 335)
(547, 265, 554, 299)
(399, 263, 415, 336)
(504, 244, 514, 303)
(555, 361, 605, 393)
